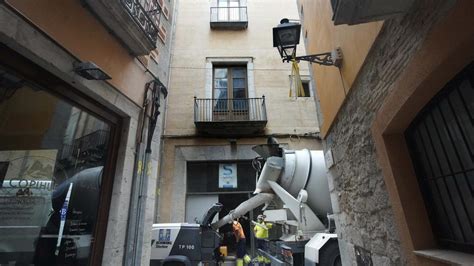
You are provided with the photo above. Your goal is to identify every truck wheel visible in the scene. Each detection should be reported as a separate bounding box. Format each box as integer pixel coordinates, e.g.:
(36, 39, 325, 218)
(162, 255, 192, 266)
(318, 240, 341, 266)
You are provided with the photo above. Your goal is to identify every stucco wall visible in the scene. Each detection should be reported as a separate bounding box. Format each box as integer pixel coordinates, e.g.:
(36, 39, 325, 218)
(164, 0, 319, 137)
(321, 1, 456, 265)
(0, 2, 174, 264)
(157, 137, 322, 223)
(6, 0, 174, 105)
(298, 0, 382, 137)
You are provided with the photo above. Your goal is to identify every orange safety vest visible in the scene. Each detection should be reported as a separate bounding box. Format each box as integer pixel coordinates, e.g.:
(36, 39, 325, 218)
(232, 222, 245, 241)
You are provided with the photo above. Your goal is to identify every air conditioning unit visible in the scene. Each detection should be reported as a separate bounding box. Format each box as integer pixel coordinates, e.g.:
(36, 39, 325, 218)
(331, 0, 415, 25)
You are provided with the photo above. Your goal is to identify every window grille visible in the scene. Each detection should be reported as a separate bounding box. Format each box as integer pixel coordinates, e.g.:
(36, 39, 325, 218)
(405, 62, 474, 253)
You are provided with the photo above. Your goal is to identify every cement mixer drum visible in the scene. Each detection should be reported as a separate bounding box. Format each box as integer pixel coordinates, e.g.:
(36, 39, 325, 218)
(280, 149, 333, 217)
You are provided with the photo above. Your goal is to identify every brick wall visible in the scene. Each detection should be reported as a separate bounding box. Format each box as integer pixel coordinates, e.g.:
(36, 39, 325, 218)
(324, 1, 455, 264)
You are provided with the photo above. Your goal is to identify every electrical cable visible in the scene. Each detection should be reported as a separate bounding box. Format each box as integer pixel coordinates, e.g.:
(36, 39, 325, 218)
(169, 66, 308, 72)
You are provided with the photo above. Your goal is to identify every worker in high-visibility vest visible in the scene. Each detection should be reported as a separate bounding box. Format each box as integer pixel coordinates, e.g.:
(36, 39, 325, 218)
(232, 219, 251, 266)
(253, 214, 272, 266)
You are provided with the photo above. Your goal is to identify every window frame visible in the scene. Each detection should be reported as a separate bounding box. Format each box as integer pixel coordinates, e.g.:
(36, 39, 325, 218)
(212, 65, 248, 100)
(405, 62, 474, 254)
(299, 80, 311, 97)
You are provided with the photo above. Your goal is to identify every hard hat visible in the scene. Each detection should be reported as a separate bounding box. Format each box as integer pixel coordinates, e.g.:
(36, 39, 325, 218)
(257, 214, 264, 220)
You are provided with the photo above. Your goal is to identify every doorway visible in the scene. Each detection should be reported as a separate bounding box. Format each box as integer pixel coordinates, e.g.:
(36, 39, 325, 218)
(185, 195, 219, 224)
(218, 193, 252, 256)
(213, 66, 249, 121)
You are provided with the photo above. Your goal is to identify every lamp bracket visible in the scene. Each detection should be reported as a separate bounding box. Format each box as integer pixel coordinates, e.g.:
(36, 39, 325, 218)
(283, 47, 343, 67)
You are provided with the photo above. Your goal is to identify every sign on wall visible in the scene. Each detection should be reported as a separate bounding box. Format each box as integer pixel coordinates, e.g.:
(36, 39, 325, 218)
(218, 163, 237, 188)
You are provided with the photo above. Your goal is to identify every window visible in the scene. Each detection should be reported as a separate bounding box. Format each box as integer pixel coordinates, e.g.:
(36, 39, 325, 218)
(0, 65, 117, 265)
(299, 80, 311, 97)
(163, 5, 170, 20)
(210, 0, 247, 29)
(218, 0, 240, 21)
(213, 66, 248, 118)
(405, 62, 474, 254)
(157, 24, 167, 43)
(290, 75, 312, 98)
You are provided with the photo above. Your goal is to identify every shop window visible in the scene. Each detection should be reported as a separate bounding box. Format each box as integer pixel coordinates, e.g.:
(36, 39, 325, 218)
(0, 68, 115, 265)
(405, 62, 474, 253)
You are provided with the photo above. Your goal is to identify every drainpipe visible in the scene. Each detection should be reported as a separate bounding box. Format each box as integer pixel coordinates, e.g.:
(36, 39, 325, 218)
(125, 79, 167, 265)
(154, 0, 179, 223)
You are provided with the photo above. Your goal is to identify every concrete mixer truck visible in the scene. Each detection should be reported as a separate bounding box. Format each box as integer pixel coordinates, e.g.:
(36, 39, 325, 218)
(150, 139, 340, 265)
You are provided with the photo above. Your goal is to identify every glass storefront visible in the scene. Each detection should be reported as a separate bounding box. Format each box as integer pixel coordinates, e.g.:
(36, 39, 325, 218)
(0, 67, 114, 265)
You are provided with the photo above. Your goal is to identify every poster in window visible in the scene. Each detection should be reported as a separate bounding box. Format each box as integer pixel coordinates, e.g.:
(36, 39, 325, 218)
(219, 163, 237, 189)
(0, 150, 57, 226)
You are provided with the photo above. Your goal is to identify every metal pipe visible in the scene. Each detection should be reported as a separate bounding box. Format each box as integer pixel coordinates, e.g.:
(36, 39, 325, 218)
(125, 80, 164, 265)
(211, 193, 274, 229)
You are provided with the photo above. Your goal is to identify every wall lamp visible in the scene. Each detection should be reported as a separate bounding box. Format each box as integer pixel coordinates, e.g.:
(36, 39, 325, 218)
(273, 18, 343, 67)
(73, 61, 111, 80)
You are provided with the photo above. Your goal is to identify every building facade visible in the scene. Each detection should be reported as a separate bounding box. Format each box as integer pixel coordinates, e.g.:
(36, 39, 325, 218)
(0, 0, 175, 265)
(298, 0, 474, 265)
(156, 0, 322, 255)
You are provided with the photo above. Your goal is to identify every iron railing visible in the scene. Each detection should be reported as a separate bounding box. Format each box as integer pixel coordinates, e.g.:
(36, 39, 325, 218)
(121, 0, 162, 44)
(194, 97, 267, 122)
(59, 130, 109, 162)
(406, 62, 474, 253)
(210, 7, 248, 23)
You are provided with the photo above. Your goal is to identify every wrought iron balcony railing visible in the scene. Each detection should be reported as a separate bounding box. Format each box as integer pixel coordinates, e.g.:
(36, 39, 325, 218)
(210, 7, 248, 29)
(194, 97, 267, 122)
(58, 130, 110, 171)
(59, 130, 109, 160)
(121, 0, 162, 45)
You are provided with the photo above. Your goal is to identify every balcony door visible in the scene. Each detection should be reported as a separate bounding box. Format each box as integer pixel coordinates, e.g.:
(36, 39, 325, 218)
(213, 66, 248, 121)
(218, 0, 241, 21)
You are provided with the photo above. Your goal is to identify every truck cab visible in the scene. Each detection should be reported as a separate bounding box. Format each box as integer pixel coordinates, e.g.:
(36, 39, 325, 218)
(150, 203, 223, 265)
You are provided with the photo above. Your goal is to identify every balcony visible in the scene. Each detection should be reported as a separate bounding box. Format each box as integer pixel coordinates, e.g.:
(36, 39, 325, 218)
(210, 7, 248, 29)
(82, 0, 162, 55)
(58, 130, 109, 170)
(194, 97, 267, 135)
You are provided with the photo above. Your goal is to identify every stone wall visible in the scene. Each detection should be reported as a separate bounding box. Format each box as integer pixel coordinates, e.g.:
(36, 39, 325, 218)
(324, 1, 455, 265)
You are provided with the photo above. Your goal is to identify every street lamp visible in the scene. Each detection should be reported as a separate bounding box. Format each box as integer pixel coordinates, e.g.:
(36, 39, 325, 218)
(273, 19, 343, 67)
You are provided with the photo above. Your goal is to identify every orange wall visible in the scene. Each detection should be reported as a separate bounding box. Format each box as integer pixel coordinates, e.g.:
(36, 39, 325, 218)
(300, 0, 382, 137)
(7, 0, 149, 105)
